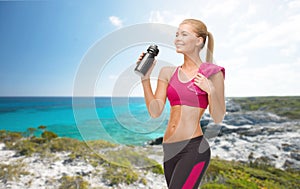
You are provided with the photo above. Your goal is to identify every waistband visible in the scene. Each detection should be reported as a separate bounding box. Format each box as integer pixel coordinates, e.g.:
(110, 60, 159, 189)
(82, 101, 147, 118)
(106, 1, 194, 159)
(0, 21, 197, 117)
(162, 135, 210, 162)
(163, 135, 203, 146)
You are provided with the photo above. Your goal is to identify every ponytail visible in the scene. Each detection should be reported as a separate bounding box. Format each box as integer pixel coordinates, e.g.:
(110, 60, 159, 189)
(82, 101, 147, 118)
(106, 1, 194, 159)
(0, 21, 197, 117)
(206, 32, 214, 63)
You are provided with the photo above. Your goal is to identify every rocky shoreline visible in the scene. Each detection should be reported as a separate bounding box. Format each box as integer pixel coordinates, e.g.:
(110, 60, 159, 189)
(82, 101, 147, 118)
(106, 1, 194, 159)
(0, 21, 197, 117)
(209, 99, 300, 170)
(1, 98, 300, 188)
(147, 99, 300, 170)
(0, 142, 167, 189)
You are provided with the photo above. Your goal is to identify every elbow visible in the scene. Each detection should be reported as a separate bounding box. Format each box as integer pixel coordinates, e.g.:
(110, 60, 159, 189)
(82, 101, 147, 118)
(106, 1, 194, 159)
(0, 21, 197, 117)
(213, 117, 223, 124)
(148, 100, 164, 118)
(149, 111, 162, 118)
(212, 111, 226, 124)
(148, 105, 164, 118)
(212, 117, 224, 124)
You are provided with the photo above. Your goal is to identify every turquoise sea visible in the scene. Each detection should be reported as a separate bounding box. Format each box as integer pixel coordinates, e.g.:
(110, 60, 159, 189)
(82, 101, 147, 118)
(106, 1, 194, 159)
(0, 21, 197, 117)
(0, 97, 170, 145)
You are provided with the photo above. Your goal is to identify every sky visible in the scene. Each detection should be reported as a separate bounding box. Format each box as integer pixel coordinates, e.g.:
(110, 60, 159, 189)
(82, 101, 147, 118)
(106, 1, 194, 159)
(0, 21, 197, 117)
(0, 0, 300, 97)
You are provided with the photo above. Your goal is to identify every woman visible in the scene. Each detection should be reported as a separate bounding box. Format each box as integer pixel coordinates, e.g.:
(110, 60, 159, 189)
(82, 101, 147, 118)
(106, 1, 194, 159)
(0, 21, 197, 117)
(138, 19, 225, 188)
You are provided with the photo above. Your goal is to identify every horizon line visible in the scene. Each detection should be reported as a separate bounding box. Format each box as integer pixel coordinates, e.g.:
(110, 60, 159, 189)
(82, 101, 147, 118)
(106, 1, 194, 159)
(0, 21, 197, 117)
(0, 95, 300, 98)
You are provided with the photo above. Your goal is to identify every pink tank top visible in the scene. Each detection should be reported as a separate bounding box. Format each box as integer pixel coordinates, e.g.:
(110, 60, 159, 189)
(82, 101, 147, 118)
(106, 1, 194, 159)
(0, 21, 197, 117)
(167, 63, 225, 109)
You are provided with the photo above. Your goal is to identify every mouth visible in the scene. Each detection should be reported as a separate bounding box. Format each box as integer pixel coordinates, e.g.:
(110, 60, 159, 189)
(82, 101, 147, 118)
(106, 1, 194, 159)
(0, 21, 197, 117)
(175, 43, 184, 47)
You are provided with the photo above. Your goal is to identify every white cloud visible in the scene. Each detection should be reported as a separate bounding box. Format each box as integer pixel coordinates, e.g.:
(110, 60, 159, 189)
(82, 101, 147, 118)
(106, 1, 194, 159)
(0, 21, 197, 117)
(235, 13, 300, 52)
(144, 1, 300, 96)
(109, 16, 123, 28)
(280, 44, 298, 57)
(149, 10, 191, 26)
(200, 0, 241, 18)
(225, 21, 270, 52)
(218, 56, 249, 71)
(288, 0, 300, 9)
(225, 60, 300, 97)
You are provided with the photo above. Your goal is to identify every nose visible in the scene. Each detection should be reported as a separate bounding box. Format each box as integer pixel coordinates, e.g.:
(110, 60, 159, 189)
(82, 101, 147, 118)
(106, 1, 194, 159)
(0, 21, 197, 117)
(175, 35, 183, 41)
(174, 36, 183, 45)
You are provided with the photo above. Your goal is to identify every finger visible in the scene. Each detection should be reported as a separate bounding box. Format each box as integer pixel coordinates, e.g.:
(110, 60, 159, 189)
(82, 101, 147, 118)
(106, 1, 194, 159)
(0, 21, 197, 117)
(194, 75, 202, 82)
(137, 52, 145, 63)
(197, 73, 205, 78)
(139, 52, 145, 59)
(194, 80, 201, 88)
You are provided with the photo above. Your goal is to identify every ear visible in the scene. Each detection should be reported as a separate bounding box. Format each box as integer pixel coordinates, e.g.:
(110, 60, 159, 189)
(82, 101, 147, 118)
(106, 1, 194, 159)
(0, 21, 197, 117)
(196, 37, 204, 47)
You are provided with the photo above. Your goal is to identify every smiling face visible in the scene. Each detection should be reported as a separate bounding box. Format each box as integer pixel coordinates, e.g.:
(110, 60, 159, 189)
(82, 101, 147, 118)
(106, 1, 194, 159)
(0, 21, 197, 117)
(174, 23, 203, 54)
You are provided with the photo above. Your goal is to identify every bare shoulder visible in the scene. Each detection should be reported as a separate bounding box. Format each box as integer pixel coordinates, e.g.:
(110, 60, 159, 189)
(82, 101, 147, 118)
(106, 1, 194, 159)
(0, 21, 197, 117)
(209, 71, 225, 89)
(159, 66, 177, 83)
(209, 71, 224, 81)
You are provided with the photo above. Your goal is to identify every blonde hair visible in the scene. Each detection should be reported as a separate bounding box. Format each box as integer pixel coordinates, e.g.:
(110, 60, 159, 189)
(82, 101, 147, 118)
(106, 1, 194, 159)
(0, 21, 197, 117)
(180, 19, 214, 63)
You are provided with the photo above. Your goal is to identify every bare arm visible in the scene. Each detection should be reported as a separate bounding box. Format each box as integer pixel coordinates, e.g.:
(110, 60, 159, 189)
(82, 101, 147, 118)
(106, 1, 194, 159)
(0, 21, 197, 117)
(141, 66, 171, 118)
(194, 71, 225, 123)
(207, 72, 226, 123)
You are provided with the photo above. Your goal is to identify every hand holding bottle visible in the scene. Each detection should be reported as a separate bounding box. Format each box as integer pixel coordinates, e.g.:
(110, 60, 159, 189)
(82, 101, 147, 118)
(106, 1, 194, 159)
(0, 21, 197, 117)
(134, 45, 159, 79)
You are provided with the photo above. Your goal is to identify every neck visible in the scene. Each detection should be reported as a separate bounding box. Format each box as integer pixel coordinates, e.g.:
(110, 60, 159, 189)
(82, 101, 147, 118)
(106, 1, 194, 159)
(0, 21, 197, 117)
(182, 53, 202, 70)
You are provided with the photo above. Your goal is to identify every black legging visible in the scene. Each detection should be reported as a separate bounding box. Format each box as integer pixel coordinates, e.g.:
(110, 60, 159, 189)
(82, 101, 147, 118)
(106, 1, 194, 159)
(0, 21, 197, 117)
(163, 136, 211, 189)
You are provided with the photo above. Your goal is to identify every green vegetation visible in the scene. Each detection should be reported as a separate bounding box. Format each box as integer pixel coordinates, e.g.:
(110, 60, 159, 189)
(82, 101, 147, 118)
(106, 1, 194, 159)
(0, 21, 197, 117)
(104, 147, 163, 172)
(231, 96, 300, 120)
(38, 125, 47, 131)
(103, 166, 139, 186)
(1, 128, 299, 188)
(150, 161, 164, 175)
(26, 127, 37, 137)
(201, 158, 300, 189)
(59, 175, 89, 189)
(0, 162, 30, 182)
(41, 131, 58, 141)
(0, 130, 22, 142)
(100, 147, 164, 186)
(0, 129, 163, 187)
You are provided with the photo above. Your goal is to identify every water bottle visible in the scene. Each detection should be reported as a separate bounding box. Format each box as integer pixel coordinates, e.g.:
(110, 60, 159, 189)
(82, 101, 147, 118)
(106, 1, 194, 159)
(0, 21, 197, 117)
(134, 44, 159, 77)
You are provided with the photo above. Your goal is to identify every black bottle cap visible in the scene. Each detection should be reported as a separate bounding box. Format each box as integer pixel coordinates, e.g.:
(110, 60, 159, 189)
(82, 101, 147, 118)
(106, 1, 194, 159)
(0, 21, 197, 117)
(147, 45, 159, 56)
